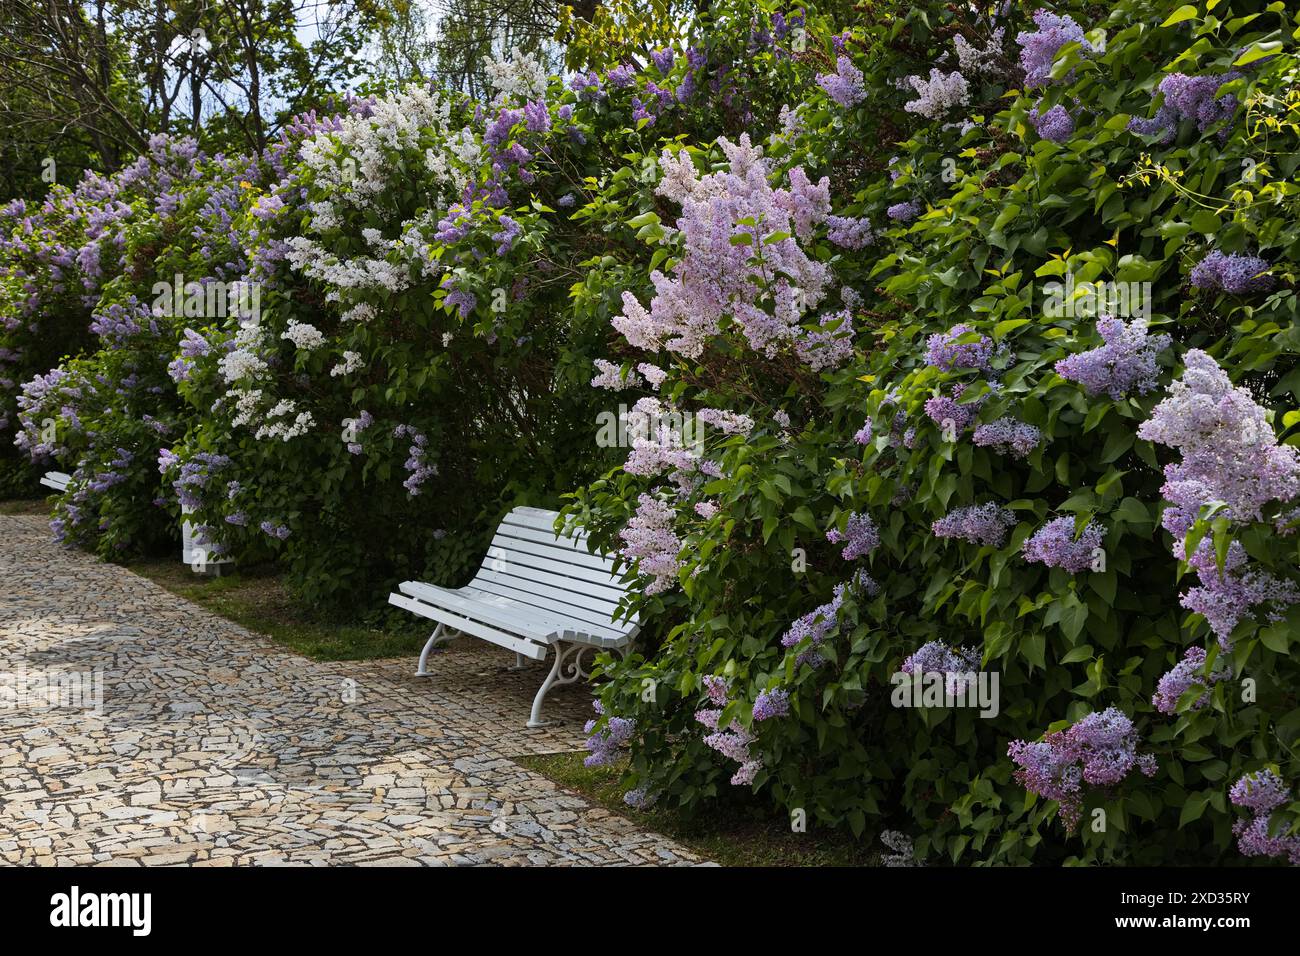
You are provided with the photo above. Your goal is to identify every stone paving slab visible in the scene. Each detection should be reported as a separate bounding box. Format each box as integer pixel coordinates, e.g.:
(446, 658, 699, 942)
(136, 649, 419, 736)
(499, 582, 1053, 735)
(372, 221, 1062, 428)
(0, 514, 702, 866)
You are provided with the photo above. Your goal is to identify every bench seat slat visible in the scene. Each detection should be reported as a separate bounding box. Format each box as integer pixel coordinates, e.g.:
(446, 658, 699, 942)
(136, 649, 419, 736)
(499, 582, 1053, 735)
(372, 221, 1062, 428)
(399, 580, 627, 643)
(387, 593, 549, 660)
(467, 575, 635, 634)
(398, 581, 562, 641)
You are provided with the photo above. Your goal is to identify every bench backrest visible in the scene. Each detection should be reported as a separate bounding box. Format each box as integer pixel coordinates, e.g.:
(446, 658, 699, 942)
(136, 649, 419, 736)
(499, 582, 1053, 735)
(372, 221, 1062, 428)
(472, 507, 639, 635)
(40, 471, 71, 491)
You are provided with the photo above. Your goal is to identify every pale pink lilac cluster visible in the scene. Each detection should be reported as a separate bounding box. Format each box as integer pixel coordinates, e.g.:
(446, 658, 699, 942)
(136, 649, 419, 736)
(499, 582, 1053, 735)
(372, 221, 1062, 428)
(1188, 250, 1274, 295)
(695, 407, 756, 435)
(972, 417, 1042, 458)
(592, 358, 641, 390)
(899, 641, 982, 697)
(1137, 350, 1300, 537)
(1151, 646, 1227, 715)
(816, 56, 867, 108)
(618, 493, 682, 594)
(613, 136, 832, 361)
(793, 310, 856, 371)
(931, 503, 1016, 547)
(826, 511, 879, 560)
(1016, 10, 1094, 88)
(1229, 770, 1300, 864)
(693, 681, 764, 786)
(1008, 707, 1157, 830)
(1056, 316, 1171, 399)
(825, 215, 874, 250)
(1022, 516, 1104, 573)
(903, 69, 970, 120)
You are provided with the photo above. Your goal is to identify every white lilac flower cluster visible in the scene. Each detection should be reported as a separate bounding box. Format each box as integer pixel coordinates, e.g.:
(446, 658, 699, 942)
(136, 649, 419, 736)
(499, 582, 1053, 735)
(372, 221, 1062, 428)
(282, 320, 325, 351)
(902, 69, 971, 121)
(217, 325, 269, 384)
(254, 399, 315, 442)
(954, 28, 1006, 76)
(330, 351, 365, 377)
(484, 49, 550, 104)
(298, 86, 457, 210)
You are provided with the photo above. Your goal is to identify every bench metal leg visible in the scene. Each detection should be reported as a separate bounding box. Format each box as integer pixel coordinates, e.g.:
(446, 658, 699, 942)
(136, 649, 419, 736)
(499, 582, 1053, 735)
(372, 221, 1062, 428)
(414, 624, 457, 676)
(527, 641, 595, 729)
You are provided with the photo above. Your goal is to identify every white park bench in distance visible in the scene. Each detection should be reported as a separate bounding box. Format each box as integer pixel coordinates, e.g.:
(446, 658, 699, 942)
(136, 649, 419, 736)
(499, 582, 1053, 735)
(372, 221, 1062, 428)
(40, 471, 71, 492)
(388, 506, 640, 727)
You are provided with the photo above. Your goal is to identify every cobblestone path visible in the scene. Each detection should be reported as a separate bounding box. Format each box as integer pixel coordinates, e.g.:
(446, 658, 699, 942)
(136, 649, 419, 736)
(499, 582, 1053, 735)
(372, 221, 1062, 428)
(0, 514, 702, 866)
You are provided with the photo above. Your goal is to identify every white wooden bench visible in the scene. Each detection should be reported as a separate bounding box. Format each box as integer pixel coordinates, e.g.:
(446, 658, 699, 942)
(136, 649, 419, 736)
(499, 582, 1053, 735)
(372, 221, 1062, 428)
(388, 506, 639, 727)
(40, 471, 71, 492)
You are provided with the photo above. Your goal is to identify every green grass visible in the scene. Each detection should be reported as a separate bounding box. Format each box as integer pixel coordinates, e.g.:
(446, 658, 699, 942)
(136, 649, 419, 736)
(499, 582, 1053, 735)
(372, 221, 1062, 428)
(126, 558, 429, 661)
(515, 751, 879, 867)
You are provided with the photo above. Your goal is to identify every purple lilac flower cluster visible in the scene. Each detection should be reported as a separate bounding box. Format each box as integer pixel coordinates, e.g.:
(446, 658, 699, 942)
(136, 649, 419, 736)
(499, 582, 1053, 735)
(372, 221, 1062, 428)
(1056, 316, 1171, 399)
(259, 520, 291, 540)
(1016, 10, 1094, 88)
(899, 640, 982, 698)
(924, 382, 982, 434)
(752, 688, 790, 721)
(825, 215, 874, 250)
(1129, 72, 1243, 143)
(1178, 539, 1299, 651)
(793, 309, 855, 371)
(612, 136, 831, 361)
(1008, 707, 1157, 830)
(171, 451, 232, 510)
(816, 56, 866, 108)
(972, 417, 1042, 458)
(886, 199, 922, 222)
(1022, 516, 1104, 573)
(826, 511, 879, 560)
(584, 701, 636, 767)
(1188, 250, 1274, 295)
(1151, 646, 1228, 715)
(1229, 770, 1300, 865)
(925, 324, 995, 372)
(779, 571, 878, 669)
(392, 424, 437, 495)
(1028, 103, 1074, 143)
(932, 503, 1016, 547)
